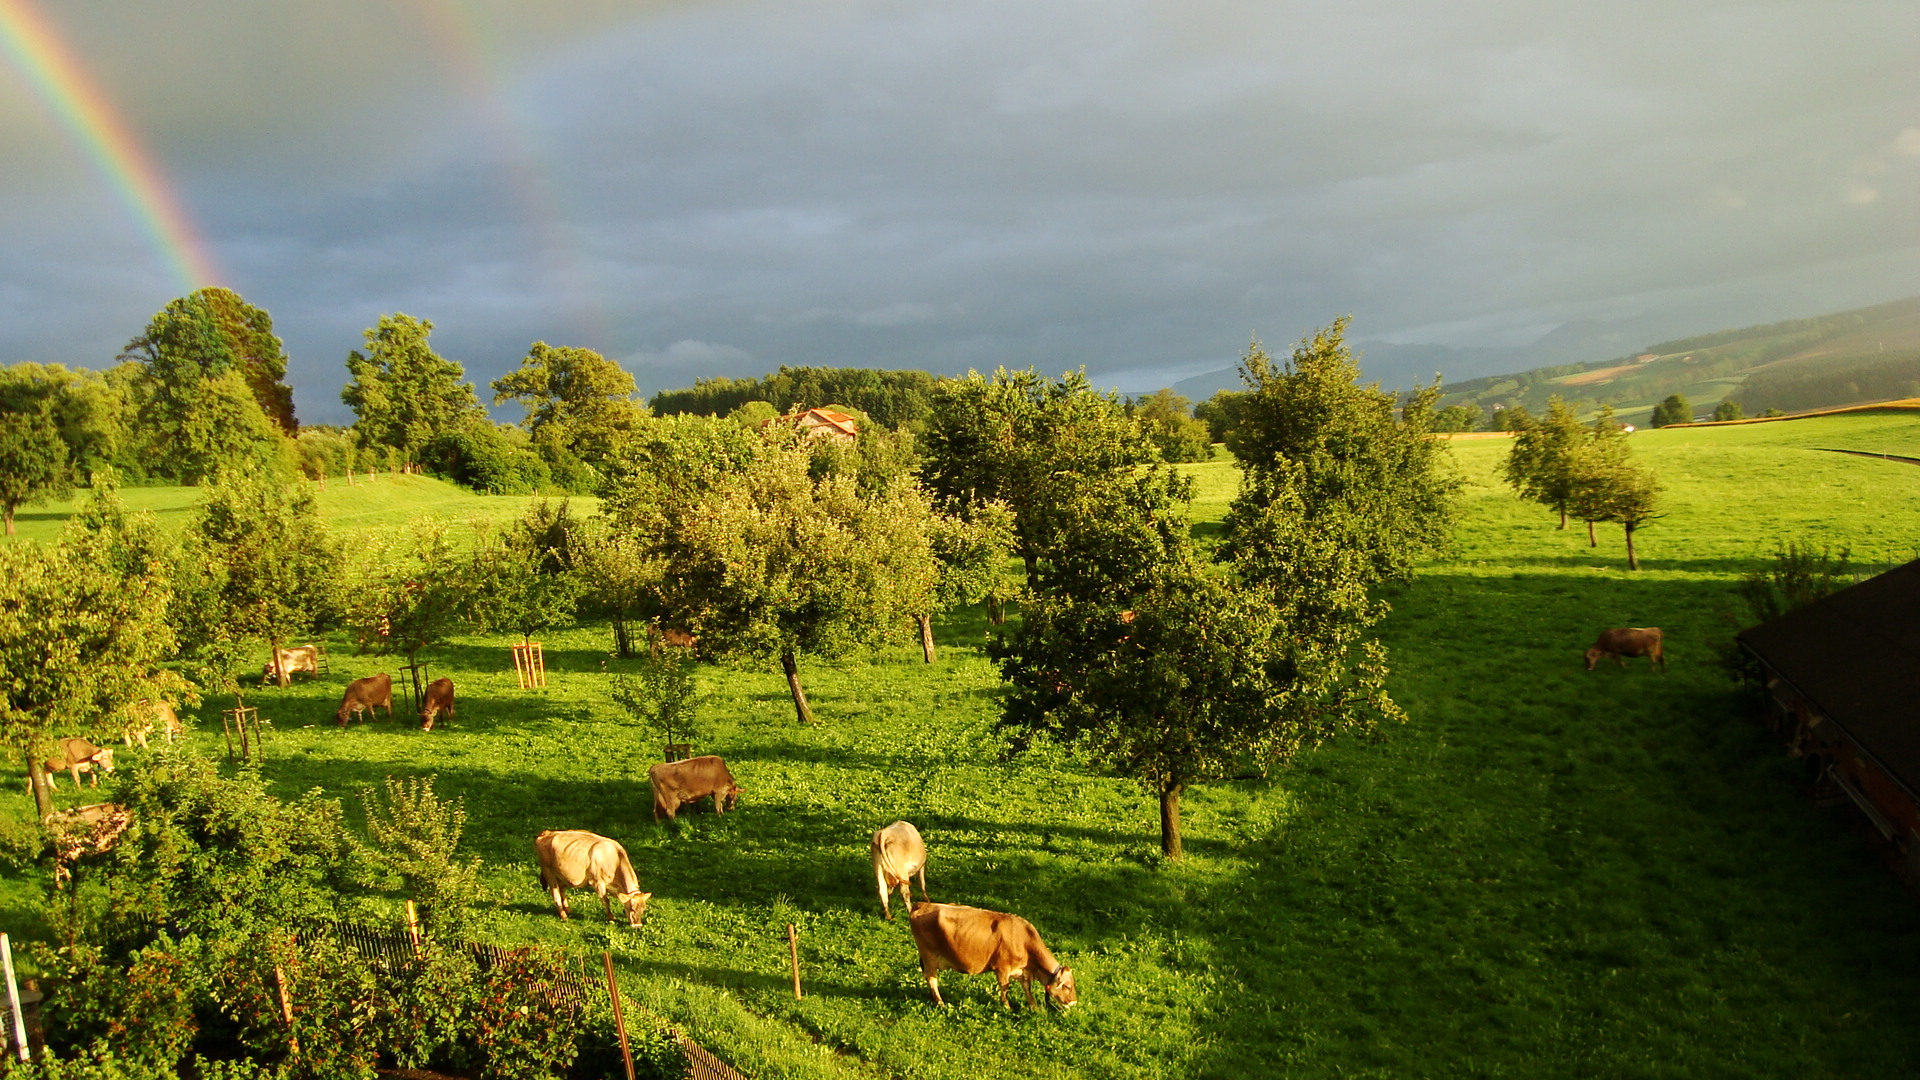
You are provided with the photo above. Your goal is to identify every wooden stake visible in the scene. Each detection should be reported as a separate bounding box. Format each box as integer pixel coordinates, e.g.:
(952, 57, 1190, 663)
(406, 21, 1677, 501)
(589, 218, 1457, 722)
(404, 900, 424, 958)
(788, 924, 802, 1000)
(2, 934, 28, 1062)
(604, 951, 636, 1080)
(273, 963, 300, 1059)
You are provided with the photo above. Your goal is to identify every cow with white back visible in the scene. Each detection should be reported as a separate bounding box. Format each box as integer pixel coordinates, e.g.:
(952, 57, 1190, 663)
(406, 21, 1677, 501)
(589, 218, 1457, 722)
(533, 830, 652, 926)
(419, 677, 455, 731)
(648, 755, 742, 821)
(261, 644, 320, 685)
(907, 902, 1077, 1010)
(1585, 627, 1666, 671)
(335, 673, 394, 726)
(871, 820, 928, 920)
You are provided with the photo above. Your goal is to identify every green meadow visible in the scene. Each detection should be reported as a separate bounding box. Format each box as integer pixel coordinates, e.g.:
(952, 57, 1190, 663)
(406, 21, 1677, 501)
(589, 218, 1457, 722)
(8, 412, 1920, 1078)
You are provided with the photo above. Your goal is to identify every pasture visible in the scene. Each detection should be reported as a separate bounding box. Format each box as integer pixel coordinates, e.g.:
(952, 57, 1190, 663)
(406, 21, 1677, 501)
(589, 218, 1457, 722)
(8, 413, 1920, 1078)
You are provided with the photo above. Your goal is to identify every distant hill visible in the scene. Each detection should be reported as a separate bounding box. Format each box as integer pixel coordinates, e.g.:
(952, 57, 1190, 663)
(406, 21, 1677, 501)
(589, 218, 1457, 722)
(1427, 296, 1920, 424)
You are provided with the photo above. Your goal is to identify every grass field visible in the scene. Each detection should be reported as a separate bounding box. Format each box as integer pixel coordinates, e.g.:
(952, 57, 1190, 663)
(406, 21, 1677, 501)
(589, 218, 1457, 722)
(8, 414, 1920, 1078)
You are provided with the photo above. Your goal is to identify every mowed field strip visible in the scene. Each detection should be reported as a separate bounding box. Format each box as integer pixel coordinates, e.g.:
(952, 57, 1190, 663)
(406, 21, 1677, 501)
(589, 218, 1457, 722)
(5, 412, 1920, 1078)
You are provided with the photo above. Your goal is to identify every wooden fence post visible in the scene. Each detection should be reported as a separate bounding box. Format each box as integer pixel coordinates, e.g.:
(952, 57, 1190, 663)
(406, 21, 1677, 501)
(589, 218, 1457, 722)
(2, 934, 28, 1062)
(788, 924, 802, 1000)
(603, 951, 636, 1080)
(404, 900, 424, 959)
(273, 962, 300, 1059)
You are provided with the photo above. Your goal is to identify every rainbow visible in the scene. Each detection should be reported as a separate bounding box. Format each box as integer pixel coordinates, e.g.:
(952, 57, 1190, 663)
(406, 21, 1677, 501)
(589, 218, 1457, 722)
(0, 0, 221, 290)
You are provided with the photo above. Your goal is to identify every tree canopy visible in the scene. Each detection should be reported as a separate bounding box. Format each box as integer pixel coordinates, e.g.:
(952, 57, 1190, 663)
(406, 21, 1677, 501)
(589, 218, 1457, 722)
(342, 314, 484, 468)
(1224, 320, 1459, 585)
(490, 342, 646, 480)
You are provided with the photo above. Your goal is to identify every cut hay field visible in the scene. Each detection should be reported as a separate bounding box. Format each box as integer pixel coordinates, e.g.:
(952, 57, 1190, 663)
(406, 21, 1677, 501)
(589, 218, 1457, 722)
(8, 414, 1920, 1078)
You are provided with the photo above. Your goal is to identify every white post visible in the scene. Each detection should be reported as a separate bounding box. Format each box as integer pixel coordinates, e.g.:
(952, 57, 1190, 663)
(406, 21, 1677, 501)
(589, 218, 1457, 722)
(2, 933, 29, 1061)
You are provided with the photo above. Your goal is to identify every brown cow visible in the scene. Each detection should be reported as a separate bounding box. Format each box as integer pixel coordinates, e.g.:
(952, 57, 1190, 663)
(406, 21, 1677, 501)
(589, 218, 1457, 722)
(648, 755, 742, 821)
(39, 738, 115, 790)
(907, 902, 1077, 1009)
(648, 625, 699, 657)
(261, 644, 320, 685)
(1585, 627, 1666, 671)
(122, 699, 183, 749)
(872, 820, 928, 920)
(533, 830, 652, 926)
(336, 673, 395, 726)
(420, 677, 455, 731)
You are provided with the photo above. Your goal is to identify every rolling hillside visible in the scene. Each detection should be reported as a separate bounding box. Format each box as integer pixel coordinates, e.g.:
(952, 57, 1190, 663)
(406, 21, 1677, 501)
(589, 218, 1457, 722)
(1433, 295, 1920, 424)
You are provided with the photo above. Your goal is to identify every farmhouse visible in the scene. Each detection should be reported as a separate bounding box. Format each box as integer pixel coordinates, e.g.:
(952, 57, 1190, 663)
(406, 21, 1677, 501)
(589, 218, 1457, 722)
(768, 406, 860, 441)
(1738, 558, 1920, 880)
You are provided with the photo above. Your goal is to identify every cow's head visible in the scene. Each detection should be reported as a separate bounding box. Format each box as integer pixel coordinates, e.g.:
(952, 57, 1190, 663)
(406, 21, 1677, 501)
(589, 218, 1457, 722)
(618, 890, 653, 927)
(1583, 647, 1604, 671)
(1046, 966, 1077, 1009)
(94, 748, 115, 774)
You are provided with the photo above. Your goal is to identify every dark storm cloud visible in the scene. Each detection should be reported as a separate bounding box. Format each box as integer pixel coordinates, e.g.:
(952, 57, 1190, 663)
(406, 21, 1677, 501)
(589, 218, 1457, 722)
(1, 0, 1914, 422)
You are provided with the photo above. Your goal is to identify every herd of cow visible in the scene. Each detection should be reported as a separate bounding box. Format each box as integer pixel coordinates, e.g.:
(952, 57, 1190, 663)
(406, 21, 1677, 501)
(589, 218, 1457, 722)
(536, 762, 1078, 1011)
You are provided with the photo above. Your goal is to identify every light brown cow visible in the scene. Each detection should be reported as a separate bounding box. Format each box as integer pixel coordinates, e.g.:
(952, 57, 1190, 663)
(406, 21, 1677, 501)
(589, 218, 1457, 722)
(261, 644, 320, 685)
(648, 625, 699, 657)
(907, 902, 1077, 1010)
(533, 830, 652, 926)
(872, 820, 928, 920)
(648, 755, 742, 821)
(122, 699, 183, 749)
(39, 738, 115, 790)
(420, 677, 455, 731)
(335, 673, 395, 726)
(1585, 627, 1666, 671)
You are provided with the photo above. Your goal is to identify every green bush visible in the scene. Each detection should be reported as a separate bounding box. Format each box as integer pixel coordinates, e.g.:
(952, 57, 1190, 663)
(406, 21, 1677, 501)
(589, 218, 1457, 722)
(421, 420, 552, 495)
(359, 775, 482, 931)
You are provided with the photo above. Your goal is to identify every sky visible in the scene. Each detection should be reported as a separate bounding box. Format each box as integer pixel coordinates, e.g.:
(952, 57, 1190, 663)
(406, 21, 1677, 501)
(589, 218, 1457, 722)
(2, 0, 1916, 425)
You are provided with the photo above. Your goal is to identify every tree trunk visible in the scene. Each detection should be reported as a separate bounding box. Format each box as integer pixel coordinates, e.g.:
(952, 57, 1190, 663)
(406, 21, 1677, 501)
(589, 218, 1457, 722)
(1586, 519, 1597, 547)
(1022, 551, 1039, 587)
(270, 631, 288, 688)
(1159, 782, 1184, 860)
(1625, 521, 1640, 571)
(780, 648, 815, 725)
(917, 614, 936, 663)
(3, 504, 13, 536)
(1557, 505, 1567, 530)
(26, 754, 52, 822)
(612, 617, 632, 659)
(988, 594, 1006, 625)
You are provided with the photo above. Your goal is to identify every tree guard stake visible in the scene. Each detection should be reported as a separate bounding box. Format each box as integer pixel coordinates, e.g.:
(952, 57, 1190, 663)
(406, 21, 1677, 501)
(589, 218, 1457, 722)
(788, 924, 802, 1000)
(604, 951, 636, 1080)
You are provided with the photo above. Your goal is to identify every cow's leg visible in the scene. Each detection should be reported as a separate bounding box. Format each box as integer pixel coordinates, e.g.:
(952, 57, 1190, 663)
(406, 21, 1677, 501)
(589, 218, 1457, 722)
(601, 891, 616, 923)
(996, 971, 1014, 1009)
(917, 866, 928, 903)
(925, 974, 946, 1005)
(877, 866, 893, 920)
(1022, 973, 1039, 1010)
(551, 886, 570, 920)
(897, 879, 913, 916)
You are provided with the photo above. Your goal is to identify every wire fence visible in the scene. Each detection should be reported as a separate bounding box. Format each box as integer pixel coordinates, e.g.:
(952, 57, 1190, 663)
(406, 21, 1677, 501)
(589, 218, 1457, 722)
(298, 919, 749, 1080)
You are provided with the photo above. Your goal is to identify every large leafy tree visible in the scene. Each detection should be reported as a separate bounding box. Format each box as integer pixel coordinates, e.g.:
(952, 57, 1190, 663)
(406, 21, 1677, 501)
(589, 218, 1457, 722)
(0, 405, 69, 536)
(666, 433, 939, 724)
(121, 287, 297, 435)
(467, 500, 584, 644)
(0, 364, 125, 531)
(0, 514, 187, 820)
(342, 314, 484, 469)
(1565, 413, 1662, 570)
(993, 468, 1398, 859)
(175, 469, 342, 693)
(1501, 396, 1589, 529)
(1130, 388, 1214, 463)
(490, 342, 646, 476)
(917, 502, 1015, 661)
(922, 368, 1159, 584)
(1224, 319, 1459, 585)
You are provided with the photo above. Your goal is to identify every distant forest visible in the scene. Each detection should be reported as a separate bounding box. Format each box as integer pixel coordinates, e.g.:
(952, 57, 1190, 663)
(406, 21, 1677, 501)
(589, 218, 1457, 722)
(1731, 348, 1920, 415)
(649, 366, 940, 430)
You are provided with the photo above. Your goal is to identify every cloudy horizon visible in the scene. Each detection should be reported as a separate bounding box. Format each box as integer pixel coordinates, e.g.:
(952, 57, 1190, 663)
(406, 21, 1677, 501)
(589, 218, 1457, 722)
(3, 0, 1915, 425)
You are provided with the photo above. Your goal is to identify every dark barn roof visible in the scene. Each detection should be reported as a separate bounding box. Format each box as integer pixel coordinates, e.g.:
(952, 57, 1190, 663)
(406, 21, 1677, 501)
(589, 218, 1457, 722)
(1738, 559, 1920, 798)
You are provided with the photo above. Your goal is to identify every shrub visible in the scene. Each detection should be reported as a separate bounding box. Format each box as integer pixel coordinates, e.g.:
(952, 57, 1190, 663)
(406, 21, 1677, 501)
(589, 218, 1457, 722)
(37, 938, 199, 1070)
(610, 654, 702, 752)
(359, 775, 483, 931)
(421, 420, 551, 494)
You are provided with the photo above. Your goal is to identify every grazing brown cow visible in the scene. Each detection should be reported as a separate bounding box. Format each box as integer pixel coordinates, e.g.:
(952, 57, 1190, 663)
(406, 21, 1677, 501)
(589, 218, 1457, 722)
(39, 738, 115, 790)
(872, 820, 928, 920)
(261, 644, 320, 685)
(420, 677, 455, 731)
(335, 673, 395, 726)
(648, 625, 699, 657)
(908, 902, 1077, 1009)
(533, 830, 652, 926)
(648, 755, 742, 821)
(122, 699, 183, 749)
(1585, 627, 1666, 671)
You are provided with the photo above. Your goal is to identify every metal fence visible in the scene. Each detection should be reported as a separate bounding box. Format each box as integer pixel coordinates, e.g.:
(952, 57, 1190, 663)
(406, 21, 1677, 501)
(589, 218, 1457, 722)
(299, 919, 748, 1080)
